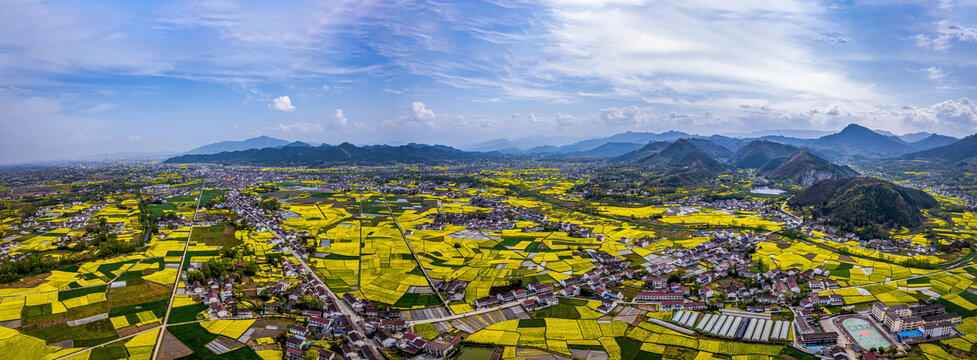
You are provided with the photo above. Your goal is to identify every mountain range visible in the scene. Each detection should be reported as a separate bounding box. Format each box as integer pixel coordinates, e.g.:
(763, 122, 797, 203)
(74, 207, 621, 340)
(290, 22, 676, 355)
(450, 124, 955, 161)
(167, 124, 974, 169)
(902, 133, 977, 162)
(165, 142, 484, 166)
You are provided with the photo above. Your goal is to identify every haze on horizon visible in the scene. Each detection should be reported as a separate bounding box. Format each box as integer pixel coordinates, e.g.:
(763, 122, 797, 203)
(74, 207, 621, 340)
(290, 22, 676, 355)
(2, 0, 977, 163)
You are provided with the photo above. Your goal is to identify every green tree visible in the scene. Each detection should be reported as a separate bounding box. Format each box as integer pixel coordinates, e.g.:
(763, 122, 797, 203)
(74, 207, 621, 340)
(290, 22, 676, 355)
(258, 198, 281, 211)
(187, 270, 205, 284)
(303, 349, 319, 360)
(243, 262, 259, 276)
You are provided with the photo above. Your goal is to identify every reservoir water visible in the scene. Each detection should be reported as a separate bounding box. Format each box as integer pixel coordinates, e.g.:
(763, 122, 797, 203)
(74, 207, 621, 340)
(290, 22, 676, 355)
(750, 187, 785, 195)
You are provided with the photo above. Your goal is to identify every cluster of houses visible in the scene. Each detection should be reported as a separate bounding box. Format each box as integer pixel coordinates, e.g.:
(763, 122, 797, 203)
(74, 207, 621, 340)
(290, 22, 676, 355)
(664, 231, 761, 269)
(156, 215, 220, 229)
(799, 294, 845, 309)
(438, 280, 468, 301)
(184, 269, 239, 318)
(32, 202, 106, 229)
(473, 281, 561, 311)
(284, 328, 380, 360)
(281, 289, 463, 359)
(1, 200, 135, 262)
(678, 196, 771, 212)
(415, 195, 550, 231)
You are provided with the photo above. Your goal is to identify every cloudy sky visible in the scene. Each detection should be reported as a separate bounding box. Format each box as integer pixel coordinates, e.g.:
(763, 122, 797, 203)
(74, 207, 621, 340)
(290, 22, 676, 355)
(2, 0, 977, 162)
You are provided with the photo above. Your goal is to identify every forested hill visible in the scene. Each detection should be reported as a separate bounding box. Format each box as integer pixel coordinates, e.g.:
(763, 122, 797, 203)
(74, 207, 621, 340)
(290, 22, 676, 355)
(788, 177, 938, 239)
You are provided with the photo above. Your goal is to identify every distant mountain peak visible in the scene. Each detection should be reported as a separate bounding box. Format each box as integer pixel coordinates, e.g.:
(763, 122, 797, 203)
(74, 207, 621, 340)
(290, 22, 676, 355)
(903, 133, 977, 162)
(730, 140, 801, 169)
(181, 135, 291, 155)
(838, 123, 874, 135)
(282, 141, 312, 147)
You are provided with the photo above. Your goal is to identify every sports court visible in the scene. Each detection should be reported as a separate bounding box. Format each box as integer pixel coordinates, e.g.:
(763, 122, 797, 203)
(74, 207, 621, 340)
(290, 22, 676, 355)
(841, 317, 892, 350)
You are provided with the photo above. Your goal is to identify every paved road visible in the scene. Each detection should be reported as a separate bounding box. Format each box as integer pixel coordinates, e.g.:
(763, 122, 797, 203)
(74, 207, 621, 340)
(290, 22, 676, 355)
(150, 185, 205, 360)
(378, 191, 453, 315)
(780, 196, 801, 224)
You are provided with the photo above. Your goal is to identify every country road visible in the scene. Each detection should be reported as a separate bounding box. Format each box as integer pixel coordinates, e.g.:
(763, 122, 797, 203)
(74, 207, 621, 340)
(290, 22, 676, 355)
(150, 183, 205, 360)
(379, 191, 454, 316)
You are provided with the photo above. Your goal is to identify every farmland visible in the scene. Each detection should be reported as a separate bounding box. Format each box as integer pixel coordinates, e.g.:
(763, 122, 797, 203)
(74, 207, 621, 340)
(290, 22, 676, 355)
(0, 160, 974, 360)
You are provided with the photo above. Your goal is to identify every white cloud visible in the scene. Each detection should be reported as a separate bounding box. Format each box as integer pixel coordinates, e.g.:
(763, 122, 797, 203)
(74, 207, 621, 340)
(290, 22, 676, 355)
(409, 101, 436, 122)
(268, 96, 295, 112)
(384, 102, 480, 129)
(915, 21, 977, 51)
(386, 101, 438, 127)
(330, 108, 365, 129)
(596, 106, 645, 125)
(864, 98, 977, 135)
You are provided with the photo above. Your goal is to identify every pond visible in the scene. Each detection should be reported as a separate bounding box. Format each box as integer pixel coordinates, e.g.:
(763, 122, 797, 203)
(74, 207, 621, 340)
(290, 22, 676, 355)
(455, 346, 495, 360)
(750, 187, 785, 195)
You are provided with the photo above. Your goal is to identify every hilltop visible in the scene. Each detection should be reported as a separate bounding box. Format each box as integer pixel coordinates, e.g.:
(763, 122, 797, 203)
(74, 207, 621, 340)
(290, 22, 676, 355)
(908, 134, 958, 152)
(730, 140, 801, 169)
(788, 177, 938, 239)
(619, 139, 728, 186)
(808, 124, 910, 159)
(759, 151, 859, 186)
(685, 138, 733, 159)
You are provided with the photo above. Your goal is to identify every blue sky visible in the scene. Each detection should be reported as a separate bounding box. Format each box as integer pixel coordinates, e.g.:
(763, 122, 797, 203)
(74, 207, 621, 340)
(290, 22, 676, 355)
(2, 0, 977, 162)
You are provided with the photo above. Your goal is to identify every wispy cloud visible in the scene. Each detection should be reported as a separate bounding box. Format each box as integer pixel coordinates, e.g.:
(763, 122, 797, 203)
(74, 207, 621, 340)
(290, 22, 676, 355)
(923, 66, 948, 81)
(2, 0, 976, 160)
(268, 122, 323, 134)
